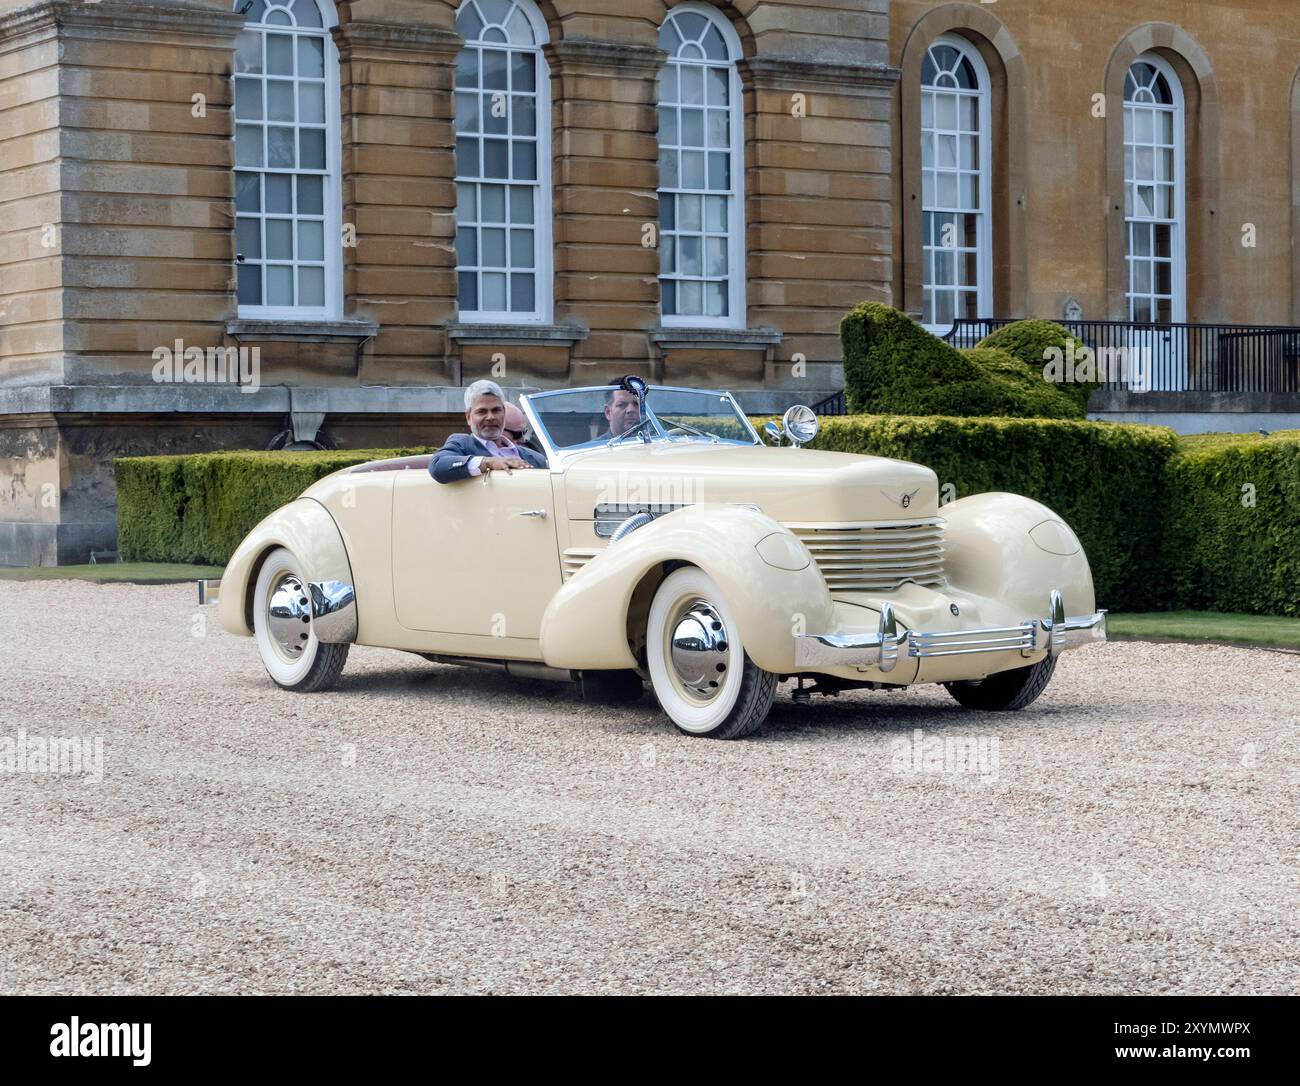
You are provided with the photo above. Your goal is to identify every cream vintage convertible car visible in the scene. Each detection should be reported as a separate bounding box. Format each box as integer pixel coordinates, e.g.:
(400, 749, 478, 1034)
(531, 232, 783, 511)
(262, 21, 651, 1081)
(201, 378, 1106, 739)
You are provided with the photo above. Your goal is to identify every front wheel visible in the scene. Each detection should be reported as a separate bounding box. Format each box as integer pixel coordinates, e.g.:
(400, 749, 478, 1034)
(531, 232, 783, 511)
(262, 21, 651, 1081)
(944, 654, 1055, 711)
(252, 547, 349, 692)
(645, 567, 777, 739)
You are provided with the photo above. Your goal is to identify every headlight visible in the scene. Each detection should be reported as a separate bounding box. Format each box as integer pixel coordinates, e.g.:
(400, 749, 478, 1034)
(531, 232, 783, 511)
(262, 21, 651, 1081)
(781, 404, 819, 446)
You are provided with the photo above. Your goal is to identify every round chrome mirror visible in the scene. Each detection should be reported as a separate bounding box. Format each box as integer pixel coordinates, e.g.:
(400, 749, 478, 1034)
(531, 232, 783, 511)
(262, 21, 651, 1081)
(781, 404, 819, 447)
(763, 421, 783, 446)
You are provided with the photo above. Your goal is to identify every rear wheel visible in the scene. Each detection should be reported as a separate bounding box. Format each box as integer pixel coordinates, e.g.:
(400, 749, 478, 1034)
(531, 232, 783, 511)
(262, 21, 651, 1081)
(252, 547, 349, 692)
(944, 654, 1055, 711)
(646, 567, 777, 739)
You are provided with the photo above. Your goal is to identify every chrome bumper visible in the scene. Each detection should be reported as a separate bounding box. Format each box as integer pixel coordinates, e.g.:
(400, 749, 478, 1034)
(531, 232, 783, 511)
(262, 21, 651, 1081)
(197, 579, 221, 605)
(794, 590, 1107, 670)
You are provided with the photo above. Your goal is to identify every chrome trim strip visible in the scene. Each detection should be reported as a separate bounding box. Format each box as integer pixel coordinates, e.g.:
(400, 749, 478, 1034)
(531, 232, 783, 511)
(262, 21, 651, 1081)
(308, 579, 357, 644)
(795, 591, 1107, 669)
(197, 579, 221, 605)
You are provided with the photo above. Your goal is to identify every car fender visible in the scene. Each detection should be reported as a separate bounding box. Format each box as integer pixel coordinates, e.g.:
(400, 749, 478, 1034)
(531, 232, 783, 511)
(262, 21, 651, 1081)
(941, 492, 1097, 617)
(217, 498, 355, 639)
(540, 504, 833, 673)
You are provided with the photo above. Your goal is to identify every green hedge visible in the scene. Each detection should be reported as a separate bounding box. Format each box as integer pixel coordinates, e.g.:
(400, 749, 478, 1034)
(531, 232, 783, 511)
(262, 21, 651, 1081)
(840, 303, 1084, 419)
(977, 319, 1099, 414)
(116, 447, 433, 565)
(1162, 431, 1300, 616)
(802, 414, 1179, 612)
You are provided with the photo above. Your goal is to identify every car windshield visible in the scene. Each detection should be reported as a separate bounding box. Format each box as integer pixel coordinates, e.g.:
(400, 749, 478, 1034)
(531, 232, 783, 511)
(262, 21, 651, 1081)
(524, 386, 759, 452)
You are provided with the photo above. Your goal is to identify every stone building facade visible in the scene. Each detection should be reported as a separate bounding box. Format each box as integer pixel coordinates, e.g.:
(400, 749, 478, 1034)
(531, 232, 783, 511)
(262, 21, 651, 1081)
(0, 0, 1298, 563)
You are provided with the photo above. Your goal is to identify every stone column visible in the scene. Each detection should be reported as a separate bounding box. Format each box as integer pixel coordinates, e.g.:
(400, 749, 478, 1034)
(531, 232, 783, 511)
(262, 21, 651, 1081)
(544, 39, 666, 382)
(331, 19, 463, 383)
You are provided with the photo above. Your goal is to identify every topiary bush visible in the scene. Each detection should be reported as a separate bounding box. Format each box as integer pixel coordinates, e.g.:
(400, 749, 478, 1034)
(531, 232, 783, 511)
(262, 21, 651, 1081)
(841, 302, 1084, 419)
(116, 447, 433, 565)
(977, 319, 1100, 413)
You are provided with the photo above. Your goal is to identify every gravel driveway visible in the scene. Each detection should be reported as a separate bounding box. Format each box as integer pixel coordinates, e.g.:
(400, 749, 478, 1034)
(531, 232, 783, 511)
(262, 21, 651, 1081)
(1, 580, 1296, 995)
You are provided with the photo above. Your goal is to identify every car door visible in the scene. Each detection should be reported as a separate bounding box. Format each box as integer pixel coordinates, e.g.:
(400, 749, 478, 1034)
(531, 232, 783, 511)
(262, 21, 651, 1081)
(391, 466, 562, 642)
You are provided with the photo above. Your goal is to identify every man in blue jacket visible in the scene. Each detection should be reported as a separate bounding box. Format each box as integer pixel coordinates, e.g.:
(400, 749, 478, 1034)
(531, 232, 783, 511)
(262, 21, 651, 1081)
(430, 379, 547, 483)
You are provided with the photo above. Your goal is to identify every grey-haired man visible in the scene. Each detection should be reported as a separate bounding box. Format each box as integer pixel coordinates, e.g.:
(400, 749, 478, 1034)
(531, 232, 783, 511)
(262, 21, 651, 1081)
(430, 379, 547, 484)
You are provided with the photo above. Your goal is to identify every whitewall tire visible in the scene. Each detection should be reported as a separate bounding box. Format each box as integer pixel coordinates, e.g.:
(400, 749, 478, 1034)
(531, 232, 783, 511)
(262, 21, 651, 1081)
(252, 547, 349, 692)
(646, 567, 777, 739)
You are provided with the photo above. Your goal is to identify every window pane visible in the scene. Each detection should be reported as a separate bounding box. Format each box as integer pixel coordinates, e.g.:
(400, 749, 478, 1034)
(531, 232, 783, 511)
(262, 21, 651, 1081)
(457, 182, 476, 224)
(510, 227, 534, 268)
(235, 125, 264, 167)
(482, 272, 507, 310)
(512, 95, 535, 136)
(235, 32, 262, 75)
(681, 150, 705, 188)
(298, 220, 324, 261)
(266, 173, 291, 213)
(236, 217, 261, 260)
(511, 52, 535, 92)
(266, 219, 293, 260)
(482, 227, 506, 266)
(299, 128, 325, 169)
(235, 78, 262, 121)
(455, 227, 477, 265)
(458, 270, 478, 310)
(298, 265, 324, 306)
(481, 184, 506, 222)
(266, 34, 293, 75)
(511, 141, 536, 181)
(679, 280, 702, 315)
(682, 107, 704, 146)
(511, 273, 535, 312)
(235, 172, 260, 213)
(237, 263, 262, 305)
(678, 193, 701, 231)
(268, 80, 295, 122)
(706, 67, 728, 107)
(509, 186, 532, 224)
(297, 37, 324, 79)
(268, 126, 295, 167)
(456, 137, 480, 177)
(483, 49, 508, 91)
(300, 82, 324, 124)
(296, 175, 322, 215)
(484, 139, 509, 178)
(267, 264, 294, 306)
(455, 92, 479, 132)
(705, 195, 726, 232)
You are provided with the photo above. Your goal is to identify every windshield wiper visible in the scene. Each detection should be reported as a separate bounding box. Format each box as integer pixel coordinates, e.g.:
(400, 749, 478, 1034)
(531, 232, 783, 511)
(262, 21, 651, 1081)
(662, 419, 720, 442)
(607, 416, 658, 447)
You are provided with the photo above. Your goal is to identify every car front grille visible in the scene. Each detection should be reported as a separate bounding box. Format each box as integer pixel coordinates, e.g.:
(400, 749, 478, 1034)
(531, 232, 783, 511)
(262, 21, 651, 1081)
(784, 518, 946, 592)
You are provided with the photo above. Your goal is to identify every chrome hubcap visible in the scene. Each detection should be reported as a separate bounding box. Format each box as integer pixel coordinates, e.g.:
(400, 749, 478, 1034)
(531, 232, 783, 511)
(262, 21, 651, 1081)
(267, 572, 312, 660)
(667, 597, 729, 700)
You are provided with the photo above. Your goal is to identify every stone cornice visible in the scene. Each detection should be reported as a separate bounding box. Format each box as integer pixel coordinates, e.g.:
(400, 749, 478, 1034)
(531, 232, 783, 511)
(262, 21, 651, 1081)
(741, 56, 900, 94)
(544, 38, 667, 75)
(0, 0, 245, 50)
(331, 20, 463, 60)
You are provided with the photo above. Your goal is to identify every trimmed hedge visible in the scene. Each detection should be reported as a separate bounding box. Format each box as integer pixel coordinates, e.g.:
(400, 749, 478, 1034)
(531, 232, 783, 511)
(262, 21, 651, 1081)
(841, 303, 1084, 419)
(116, 447, 433, 565)
(802, 414, 1179, 612)
(1162, 431, 1300, 616)
(977, 319, 1099, 414)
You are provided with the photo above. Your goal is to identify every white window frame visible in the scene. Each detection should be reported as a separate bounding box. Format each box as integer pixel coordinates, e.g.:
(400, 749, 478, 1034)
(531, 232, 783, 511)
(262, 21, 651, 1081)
(452, 0, 553, 325)
(1124, 51, 1186, 324)
(656, 2, 746, 330)
(920, 33, 992, 335)
(233, 0, 343, 320)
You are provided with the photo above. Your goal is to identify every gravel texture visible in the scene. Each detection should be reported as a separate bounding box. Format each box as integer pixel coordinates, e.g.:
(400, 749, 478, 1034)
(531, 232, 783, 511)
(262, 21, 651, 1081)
(1, 580, 1296, 995)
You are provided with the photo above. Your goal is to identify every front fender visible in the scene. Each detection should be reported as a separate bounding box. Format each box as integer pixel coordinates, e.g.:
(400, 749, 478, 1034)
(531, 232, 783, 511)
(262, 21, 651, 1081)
(942, 492, 1097, 617)
(217, 498, 355, 639)
(540, 505, 832, 673)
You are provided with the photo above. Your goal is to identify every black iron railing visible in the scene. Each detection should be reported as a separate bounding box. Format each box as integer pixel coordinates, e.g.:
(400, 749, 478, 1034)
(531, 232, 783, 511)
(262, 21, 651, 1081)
(944, 319, 1300, 394)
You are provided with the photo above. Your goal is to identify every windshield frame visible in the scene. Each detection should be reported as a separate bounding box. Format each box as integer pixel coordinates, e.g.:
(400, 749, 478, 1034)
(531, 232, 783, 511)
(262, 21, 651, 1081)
(519, 384, 761, 462)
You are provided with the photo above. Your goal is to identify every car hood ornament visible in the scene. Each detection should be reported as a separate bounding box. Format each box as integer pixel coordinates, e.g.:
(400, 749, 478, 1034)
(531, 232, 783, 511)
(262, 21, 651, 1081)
(881, 487, 921, 509)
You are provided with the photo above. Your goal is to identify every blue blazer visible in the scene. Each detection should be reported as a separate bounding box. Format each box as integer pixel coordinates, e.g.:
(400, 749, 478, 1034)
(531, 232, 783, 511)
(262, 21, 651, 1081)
(430, 433, 547, 483)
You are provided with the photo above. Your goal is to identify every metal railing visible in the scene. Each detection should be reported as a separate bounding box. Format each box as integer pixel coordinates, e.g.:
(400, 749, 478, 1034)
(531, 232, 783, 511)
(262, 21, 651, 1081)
(944, 318, 1300, 394)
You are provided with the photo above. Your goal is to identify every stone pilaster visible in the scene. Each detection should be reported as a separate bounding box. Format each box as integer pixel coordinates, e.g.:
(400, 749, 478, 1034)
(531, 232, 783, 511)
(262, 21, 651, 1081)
(331, 19, 463, 383)
(543, 39, 666, 381)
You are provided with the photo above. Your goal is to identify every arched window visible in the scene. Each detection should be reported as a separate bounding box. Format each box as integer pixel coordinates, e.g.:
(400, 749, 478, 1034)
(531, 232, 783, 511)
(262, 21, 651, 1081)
(1124, 54, 1185, 322)
(920, 35, 991, 331)
(656, 5, 744, 327)
(453, 0, 551, 322)
(233, 0, 341, 317)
